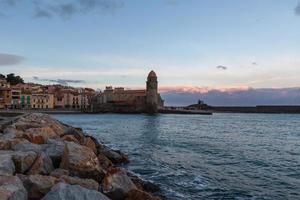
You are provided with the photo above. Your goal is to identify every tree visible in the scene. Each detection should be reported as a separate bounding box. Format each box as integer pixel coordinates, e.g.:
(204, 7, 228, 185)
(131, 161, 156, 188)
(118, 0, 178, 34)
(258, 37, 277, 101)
(6, 73, 24, 85)
(0, 74, 5, 79)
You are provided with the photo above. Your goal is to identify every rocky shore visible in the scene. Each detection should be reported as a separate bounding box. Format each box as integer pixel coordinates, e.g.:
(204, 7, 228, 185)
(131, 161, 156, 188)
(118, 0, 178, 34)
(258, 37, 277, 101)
(0, 113, 161, 200)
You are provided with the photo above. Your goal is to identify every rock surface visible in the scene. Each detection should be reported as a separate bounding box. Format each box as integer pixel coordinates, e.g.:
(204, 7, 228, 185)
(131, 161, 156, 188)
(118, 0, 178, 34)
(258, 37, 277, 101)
(60, 142, 105, 182)
(18, 174, 58, 199)
(125, 189, 161, 200)
(12, 142, 42, 153)
(42, 183, 110, 200)
(0, 154, 15, 175)
(41, 139, 65, 168)
(24, 127, 58, 144)
(98, 145, 129, 164)
(58, 175, 99, 190)
(12, 151, 37, 173)
(0, 175, 27, 200)
(49, 168, 69, 178)
(102, 168, 137, 200)
(27, 152, 54, 175)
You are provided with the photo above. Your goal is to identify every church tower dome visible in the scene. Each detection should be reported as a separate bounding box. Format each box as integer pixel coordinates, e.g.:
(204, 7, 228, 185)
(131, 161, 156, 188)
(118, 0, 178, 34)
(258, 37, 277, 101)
(148, 70, 157, 78)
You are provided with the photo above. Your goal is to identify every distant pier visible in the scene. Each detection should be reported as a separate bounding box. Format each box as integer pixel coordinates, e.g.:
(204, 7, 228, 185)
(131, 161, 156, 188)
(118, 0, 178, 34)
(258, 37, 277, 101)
(159, 108, 212, 115)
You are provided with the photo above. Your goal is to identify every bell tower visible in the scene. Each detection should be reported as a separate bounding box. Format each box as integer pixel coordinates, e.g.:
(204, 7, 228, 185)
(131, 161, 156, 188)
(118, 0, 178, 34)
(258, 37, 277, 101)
(146, 70, 158, 113)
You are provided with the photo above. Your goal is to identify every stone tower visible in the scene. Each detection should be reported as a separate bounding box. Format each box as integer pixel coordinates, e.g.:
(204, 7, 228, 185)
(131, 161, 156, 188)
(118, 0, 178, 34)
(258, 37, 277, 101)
(146, 70, 158, 113)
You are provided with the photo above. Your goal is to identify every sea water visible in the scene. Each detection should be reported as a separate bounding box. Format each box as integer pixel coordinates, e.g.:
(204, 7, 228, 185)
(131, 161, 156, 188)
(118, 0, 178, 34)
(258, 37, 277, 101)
(53, 113, 300, 200)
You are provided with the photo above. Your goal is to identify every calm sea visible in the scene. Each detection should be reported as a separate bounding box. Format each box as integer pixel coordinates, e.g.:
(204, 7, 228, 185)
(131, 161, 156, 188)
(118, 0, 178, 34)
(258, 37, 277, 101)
(52, 113, 300, 200)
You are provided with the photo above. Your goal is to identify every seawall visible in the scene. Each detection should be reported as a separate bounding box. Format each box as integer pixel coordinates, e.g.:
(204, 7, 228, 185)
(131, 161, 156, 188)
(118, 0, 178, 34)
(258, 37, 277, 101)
(0, 113, 162, 200)
(209, 105, 300, 114)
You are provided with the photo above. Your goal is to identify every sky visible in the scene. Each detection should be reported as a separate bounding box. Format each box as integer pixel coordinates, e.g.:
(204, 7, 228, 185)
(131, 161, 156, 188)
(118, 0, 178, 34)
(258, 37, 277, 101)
(0, 0, 300, 106)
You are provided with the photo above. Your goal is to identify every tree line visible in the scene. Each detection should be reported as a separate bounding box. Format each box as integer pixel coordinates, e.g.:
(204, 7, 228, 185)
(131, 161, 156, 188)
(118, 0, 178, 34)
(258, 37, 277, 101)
(0, 73, 24, 85)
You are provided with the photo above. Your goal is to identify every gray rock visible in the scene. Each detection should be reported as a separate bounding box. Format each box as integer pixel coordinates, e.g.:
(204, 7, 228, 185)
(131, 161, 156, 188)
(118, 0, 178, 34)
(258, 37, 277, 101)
(58, 175, 99, 191)
(18, 174, 58, 200)
(12, 151, 37, 173)
(0, 154, 15, 175)
(62, 127, 85, 142)
(49, 169, 69, 178)
(0, 139, 11, 150)
(127, 172, 160, 193)
(60, 142, 105, 182)
(99, 145, 129, 164)
(12, 142, 42, 153)
(27, 152, 54, 175)
(42, 183, 110, 200)
(0, 132, 16, 140)
(102, 168, 137, 199)
(41, 139, 65, 168)
(0, 176, 27, 200)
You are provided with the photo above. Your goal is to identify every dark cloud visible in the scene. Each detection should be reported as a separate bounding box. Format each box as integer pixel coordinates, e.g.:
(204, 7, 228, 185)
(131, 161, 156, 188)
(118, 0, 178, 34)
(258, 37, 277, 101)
(0, 0, 123, 19)
(32, 0, 124, 19)
(162, 88, 300, 106)
(216, 65, 227, 70)
(34, 9, 52, 18)
(33, 76, 85, 86)
(295, 2, 300, 15)
(0, 53, 24, 66)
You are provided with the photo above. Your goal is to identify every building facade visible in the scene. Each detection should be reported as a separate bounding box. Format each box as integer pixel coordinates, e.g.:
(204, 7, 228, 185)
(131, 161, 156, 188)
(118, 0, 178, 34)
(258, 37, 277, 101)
(0, 78, 11, 109)
(31, 94, 54, 109)
(11, 87, 21, 109)
(91, 71, 164, 113)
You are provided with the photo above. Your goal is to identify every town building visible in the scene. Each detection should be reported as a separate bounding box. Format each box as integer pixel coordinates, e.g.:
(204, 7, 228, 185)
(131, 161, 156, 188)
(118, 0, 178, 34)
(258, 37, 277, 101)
(20, 93, 32, 109)
(91, 71, 164, 113)
(0, 78, 11, 109)
(11, 87, 21, 109)
(31, 93, 54, 109)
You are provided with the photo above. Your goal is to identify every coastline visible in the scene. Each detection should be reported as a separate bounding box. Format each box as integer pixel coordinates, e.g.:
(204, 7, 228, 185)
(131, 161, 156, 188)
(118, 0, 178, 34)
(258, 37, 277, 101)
(0, 113, 162, 200)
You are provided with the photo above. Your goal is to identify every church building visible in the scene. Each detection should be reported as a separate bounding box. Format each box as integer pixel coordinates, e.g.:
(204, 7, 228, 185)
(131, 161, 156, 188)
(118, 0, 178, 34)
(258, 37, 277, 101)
(91, 71, 164, 113)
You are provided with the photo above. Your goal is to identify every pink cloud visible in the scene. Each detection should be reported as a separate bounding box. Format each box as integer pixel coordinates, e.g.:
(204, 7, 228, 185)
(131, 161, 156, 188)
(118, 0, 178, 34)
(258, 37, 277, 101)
(159, 86, 250, 94)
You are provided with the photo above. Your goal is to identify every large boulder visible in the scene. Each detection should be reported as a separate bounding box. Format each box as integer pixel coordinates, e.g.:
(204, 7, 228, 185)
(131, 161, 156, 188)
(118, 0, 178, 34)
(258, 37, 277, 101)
(125, 189, 161, 200)
(42, 183, 110, 200)
(13, 113, 67, 136)
(12, 142, 42, 153)
(102, 168, 137, 200)
(3, 126, 24, 138)
(12, 151, 37, 174)
(98, 145, 129, 164)
(0, 139, 11, 150)
(0, 176, 27, 200)
(60, 142, 105, 182)
(49, 169, 69, 178)
(18, 174, 58, 200)
(59, 175, 99, 191)
(127, 172, 160, 193)
(97, 154, 113, 171)
(0, 154, 15, 175)
(0, 133, 29, 150)
(23, 127, 58, 144)
(41, 139, 65, 168)
(61, 127, 85, 143)
(61, 135, 79, 144)
(27, 152, 54, 175)
(82, 137, 97, 154)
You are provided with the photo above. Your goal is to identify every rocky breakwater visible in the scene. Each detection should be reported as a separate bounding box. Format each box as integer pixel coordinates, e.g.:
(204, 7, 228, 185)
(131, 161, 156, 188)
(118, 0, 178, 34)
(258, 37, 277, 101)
(0, 113, 161, 200)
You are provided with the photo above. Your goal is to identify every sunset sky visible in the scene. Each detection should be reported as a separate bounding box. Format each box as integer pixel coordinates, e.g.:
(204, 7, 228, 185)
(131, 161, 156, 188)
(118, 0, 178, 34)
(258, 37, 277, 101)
(1, 0, 300, 105)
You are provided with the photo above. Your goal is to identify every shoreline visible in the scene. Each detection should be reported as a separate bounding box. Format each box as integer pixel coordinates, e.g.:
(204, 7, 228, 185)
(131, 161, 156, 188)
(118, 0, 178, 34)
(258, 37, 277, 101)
(0, 113, 163, 200)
